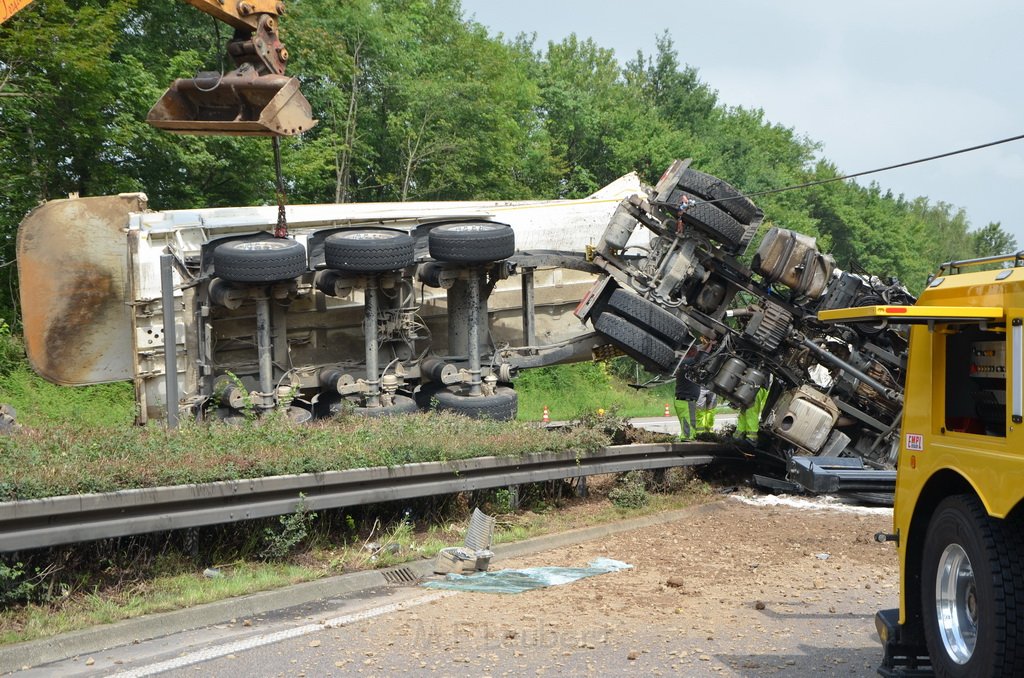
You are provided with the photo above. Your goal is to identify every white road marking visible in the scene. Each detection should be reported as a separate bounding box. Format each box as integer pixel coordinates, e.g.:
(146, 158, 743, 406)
(110, 590, 458, 677)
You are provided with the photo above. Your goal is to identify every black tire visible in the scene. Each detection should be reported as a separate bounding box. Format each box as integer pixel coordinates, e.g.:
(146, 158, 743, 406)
(605, 289, 688, 347)
(677, 168, 762, 225)
(213, 239, 307, 284)
(676, 191, 746, 250)
(431, 385, 518, 421)
(921, 494, 1024, 678)
(428, 222, 515, 263)
(324, 229, 416, 272)
(593, 312, 677, 373)
(351, 395, 420, 418)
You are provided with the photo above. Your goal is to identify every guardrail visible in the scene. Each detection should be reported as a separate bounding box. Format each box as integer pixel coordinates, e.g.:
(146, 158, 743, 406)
(0, 442, 728, 552)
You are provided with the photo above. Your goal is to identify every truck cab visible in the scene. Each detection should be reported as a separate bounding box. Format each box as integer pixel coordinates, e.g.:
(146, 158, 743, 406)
(826, 255, 1024, 677)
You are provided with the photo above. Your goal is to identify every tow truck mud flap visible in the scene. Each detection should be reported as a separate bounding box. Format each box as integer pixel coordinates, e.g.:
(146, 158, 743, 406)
(875, 608, 933, 677)
(148, 70, 317, 137)
(788, 456, 896, 494)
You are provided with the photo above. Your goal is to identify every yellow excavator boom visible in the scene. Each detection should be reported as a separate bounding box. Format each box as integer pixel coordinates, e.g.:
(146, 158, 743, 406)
(2, 0, 316, 136)
(0, 0, 33, 24)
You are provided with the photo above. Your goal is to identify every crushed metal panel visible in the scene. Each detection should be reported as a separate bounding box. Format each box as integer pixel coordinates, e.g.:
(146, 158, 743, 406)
(17, 194, 143, 385)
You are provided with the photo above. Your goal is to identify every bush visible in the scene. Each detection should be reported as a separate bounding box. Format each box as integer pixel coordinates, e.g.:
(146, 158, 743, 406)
(608, 470, 650, 509)
(261, 496, 317, 561)
(0, 321, 24, 378)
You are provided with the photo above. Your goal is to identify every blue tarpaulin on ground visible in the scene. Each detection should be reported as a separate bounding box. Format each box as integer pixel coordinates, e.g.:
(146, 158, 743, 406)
(422, 558, 633, 594)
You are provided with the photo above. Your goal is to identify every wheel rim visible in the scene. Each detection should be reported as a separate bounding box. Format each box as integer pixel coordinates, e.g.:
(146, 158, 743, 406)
(340, 231, 400, 241)
(445, 224, 497, 232)
(935, 543, 978, 664)
(234, 241, 292, 251)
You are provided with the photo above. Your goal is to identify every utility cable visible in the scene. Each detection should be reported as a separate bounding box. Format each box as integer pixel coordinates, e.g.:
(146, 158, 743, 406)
(700, 132, 1024, 206)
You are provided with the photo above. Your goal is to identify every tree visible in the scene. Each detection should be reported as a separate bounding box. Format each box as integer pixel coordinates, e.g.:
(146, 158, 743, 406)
(972, 222, 1018, 259)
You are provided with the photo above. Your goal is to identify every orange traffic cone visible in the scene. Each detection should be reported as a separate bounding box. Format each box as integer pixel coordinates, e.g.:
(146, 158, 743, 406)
(542, 405, 550, 424)
(664, 403, 671, 417)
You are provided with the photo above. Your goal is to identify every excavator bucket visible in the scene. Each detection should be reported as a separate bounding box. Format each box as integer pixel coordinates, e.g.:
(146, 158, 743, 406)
(147, 69, 317, 137)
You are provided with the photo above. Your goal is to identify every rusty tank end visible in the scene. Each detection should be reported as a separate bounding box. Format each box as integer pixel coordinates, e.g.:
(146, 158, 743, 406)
(17, 194, 143, 385)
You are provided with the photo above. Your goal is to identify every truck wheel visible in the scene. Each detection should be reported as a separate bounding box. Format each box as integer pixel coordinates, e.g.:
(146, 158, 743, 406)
(428, 223, 515, 263)
(676, 168, 762, 225)
(324, 229, 416, 272)
(605, 289, 688, 347)
(676, 191, 746, 251)
(214, 239, 307, 283)
(921, 494, 1024, 678)
(593, 311, 677, 373)
(351, 395, 420, 418)
(431, 385, 518, 421)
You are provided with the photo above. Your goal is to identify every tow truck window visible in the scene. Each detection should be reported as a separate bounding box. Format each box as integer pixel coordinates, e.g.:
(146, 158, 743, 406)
(944, 325, 1006, 437)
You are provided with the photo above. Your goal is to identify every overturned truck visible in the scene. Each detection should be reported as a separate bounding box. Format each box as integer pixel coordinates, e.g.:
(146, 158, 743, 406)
(18, 160, 912, 491)
(576, 160, 914, 492)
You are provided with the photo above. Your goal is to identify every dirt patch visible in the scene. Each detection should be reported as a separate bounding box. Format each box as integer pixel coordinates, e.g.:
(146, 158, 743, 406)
(250, 493, 898, 677)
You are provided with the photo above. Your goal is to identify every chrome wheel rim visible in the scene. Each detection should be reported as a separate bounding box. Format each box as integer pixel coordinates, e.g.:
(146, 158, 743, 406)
(935, 543, 977, 664)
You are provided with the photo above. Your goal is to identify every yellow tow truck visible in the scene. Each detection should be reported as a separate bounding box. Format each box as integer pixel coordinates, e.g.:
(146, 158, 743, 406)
(821, 252, 1024, 677)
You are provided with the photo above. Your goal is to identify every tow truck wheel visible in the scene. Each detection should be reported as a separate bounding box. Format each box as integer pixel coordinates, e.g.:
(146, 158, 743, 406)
(324, 229, 416, 272)
(213, 239, 308, 283)
(921, 494, 1024, 678)
(431, 385, 518, 421)
(428, 223, 515, 263)
(593, 311, 676, 373)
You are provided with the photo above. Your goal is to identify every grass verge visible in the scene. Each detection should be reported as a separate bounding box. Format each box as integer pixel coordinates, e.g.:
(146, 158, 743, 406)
(0, 411, 609, 500)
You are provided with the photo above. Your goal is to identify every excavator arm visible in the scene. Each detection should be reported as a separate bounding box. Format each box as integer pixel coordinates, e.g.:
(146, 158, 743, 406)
(1, 0, 33, 24)
(2, 0, 316, 136)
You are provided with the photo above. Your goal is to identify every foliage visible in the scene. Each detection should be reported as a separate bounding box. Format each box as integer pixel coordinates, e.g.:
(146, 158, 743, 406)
(0, 411, 610, 500)
(608, 470, 650, 509)
(515, 361, 675, 421)
(0, 364, 135, 429)
(261, 495, 317, 561)
(0, 561, 37, 606)
(0, 320, 24, 377)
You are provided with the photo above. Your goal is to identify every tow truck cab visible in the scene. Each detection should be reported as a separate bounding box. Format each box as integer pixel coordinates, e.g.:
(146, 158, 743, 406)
(824, 254, 1024, 676)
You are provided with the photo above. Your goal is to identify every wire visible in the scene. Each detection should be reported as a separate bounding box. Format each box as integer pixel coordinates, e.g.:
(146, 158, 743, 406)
(192, 16, 226, 93)
(700, 132, 1024, 207)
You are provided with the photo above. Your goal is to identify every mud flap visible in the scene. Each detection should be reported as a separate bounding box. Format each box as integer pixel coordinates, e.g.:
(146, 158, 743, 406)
(147, 68, 317, 137)
(875, 608, 933, 677)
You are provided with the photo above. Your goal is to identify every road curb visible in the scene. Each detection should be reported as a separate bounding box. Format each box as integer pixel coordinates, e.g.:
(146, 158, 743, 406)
(1, 501, 723, 672)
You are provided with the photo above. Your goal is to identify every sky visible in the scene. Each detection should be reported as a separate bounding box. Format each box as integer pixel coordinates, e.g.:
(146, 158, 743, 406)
(460, 0, 1024, 249)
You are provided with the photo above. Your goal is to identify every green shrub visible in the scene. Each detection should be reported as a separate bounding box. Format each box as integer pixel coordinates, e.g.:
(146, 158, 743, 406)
(261, 496, 317, 561)
(608, 471, 650, 509)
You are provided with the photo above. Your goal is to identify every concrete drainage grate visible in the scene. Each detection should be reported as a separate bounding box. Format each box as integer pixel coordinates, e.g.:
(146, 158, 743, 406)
(382, 566, 420, 586)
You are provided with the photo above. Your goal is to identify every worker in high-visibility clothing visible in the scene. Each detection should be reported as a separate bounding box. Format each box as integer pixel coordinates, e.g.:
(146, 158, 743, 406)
(674, 375, 700, 440)
(695, 387, 717, 434)
(675, 377, 717, 440)
(735, 387, 768, 440)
